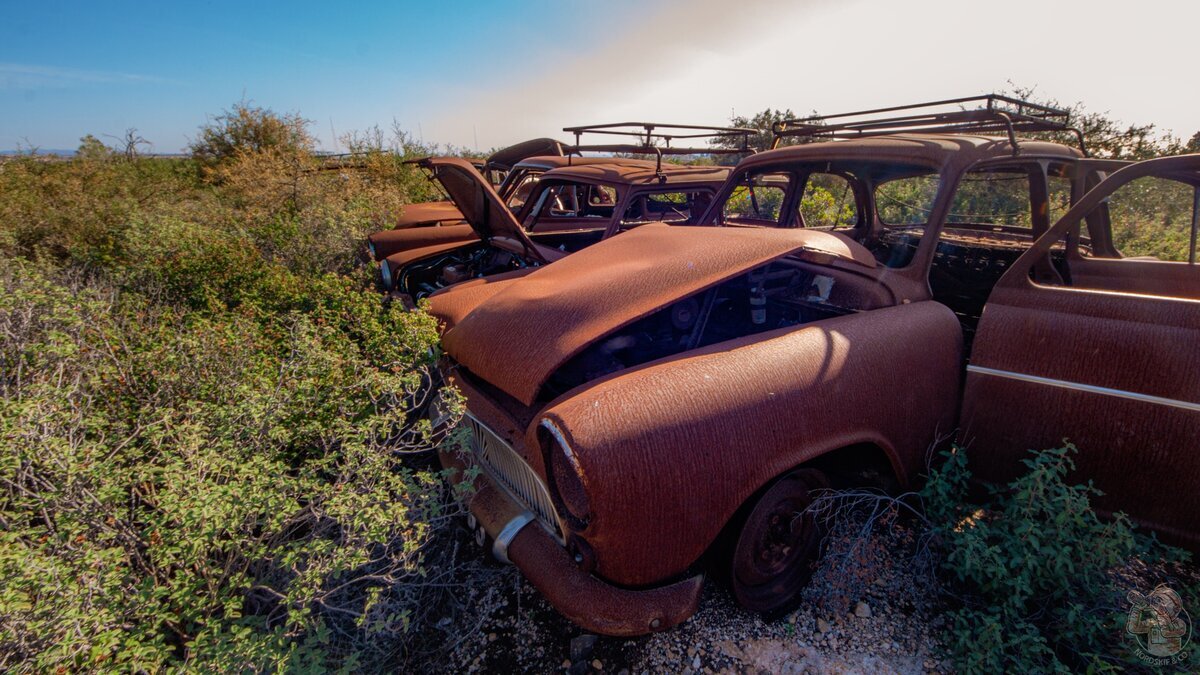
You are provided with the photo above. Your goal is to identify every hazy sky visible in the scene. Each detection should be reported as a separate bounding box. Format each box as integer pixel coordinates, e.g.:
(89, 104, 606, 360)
(3, 0, 1197, 152)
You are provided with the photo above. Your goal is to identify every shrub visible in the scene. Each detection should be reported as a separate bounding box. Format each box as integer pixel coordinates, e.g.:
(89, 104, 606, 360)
(0, 257, 465, 671)
(0, 109, 471, 670)
(190, 102, 315, 168)
(921, 445, 1197, 673)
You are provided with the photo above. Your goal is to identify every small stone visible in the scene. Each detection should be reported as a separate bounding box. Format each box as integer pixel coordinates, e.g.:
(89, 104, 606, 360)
(562, 659, 573, 669)
(687, 647, 696, 658)
(592, 659, 603, 670)
(692, 656, 701, 670)
(487, 632, 497, 642)
(816, 617, 832, 634)
(570, 634, 599, 662)
(854, 601, 872, 618)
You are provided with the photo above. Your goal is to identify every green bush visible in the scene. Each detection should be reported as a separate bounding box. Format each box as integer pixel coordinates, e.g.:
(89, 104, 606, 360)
(0, 110, 468, 671)
(0, 256, 466, 671)
(921, 445, 1197, 673)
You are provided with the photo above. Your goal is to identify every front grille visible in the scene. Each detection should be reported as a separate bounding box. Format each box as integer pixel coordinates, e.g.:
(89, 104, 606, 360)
(465, 414, 564, 542)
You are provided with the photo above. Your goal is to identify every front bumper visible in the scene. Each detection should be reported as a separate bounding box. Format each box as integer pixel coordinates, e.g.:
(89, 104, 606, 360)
(440, 450, 703, 637)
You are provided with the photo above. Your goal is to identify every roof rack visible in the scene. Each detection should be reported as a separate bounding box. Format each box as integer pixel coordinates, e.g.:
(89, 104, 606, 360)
(562, 122, 757, 177)
(772, 95, 1088, 156)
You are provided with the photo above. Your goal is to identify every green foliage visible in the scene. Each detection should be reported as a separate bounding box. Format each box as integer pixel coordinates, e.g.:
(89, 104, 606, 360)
(0, 114, 468, 671)
(921, 445, 1197, 673)
(76, 134, 113, 161)
(190, 101, 315, 167)
(712, 107, 797, 162)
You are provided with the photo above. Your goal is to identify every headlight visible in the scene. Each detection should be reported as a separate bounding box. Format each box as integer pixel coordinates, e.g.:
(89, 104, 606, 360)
(540, 418, 591, 528)
(379, 259, 393, 290)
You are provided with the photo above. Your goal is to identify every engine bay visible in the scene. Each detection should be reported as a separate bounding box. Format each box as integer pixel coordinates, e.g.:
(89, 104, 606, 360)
(399, 245, 541, 300)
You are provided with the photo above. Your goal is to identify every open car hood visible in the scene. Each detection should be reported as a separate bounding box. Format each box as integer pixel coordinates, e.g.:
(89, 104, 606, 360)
(435, 224, 875, 405)
(486, 137, 565, 170)
(420, 157, 539, 255)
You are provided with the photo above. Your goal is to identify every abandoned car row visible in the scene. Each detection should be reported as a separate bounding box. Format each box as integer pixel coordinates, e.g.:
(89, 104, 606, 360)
(365, 97, 1200, 636)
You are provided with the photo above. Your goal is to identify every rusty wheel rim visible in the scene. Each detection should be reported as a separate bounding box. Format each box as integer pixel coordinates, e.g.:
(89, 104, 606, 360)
(730, 468, 827, 613)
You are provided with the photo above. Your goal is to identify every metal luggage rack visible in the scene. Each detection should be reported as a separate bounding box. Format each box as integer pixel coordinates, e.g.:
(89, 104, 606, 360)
(562, 122, 758, 176)
(771, 95, 1088, 156)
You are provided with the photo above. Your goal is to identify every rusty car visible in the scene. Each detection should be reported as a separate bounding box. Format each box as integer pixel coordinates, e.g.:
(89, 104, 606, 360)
(378, 123, 754, 303)
(424, 96, 1196, 636)
(364, 137, 567, 261)
(367, 154, 656, 262)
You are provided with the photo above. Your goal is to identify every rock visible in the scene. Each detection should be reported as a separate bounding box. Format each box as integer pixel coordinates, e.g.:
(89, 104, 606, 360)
(570, 634, 599, 662)
(487, 632, 497, 642)
(592, 659, 604, 671)
(562, 659, 572, 669)
(692, 656, 701, 670)
(855, 601, 872, 618)
(816, 617, 832, 634)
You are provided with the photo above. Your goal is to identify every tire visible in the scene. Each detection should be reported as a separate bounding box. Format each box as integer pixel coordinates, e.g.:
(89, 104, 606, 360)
(727, 467, 830, 615)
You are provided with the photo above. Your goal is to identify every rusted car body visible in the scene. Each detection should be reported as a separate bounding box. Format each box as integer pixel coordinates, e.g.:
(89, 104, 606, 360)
(426, 97, 1195, 636)
(367, 155, 656, 262)
(365, 138, 566, 260)
(959, 152, 1200, 549)
(380, 157, 731, 302)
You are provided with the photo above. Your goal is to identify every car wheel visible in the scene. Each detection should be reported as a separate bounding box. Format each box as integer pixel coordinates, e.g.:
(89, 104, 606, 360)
(729, 467, 829, 614)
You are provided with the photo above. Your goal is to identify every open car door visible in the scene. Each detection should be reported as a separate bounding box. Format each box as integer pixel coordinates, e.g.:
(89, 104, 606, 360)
(960, 154, 1200, 549)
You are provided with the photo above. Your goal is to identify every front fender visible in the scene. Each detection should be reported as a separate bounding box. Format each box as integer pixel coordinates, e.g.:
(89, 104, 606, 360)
(531, 301, 962, 586)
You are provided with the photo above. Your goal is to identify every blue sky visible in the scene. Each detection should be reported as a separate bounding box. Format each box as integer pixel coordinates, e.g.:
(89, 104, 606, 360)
(3, 0, 1198, 153)
(1, 0, 652, 151)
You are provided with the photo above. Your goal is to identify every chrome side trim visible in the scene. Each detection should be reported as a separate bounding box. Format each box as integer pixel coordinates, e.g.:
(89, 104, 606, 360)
(966, 365, 1200, 412)
(492, 511, 535, 564)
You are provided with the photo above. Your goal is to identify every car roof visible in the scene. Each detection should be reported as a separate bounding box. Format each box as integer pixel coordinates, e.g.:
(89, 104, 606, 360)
(539, 161, 732, 187)
(738, 133, 1083, 172)
(512, 155, 658, 171)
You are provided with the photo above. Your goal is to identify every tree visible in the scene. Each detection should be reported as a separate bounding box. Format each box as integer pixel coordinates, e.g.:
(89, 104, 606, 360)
(1001, 85, 1180, 160)
(75, 134, 112, 161)
(105, 128, 151, 161)
(711, 108, 797, 163)
(189, 101, 314, 166)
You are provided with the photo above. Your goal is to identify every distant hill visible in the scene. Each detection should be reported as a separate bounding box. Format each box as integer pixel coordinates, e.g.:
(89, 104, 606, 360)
(0, 149, 77, 156)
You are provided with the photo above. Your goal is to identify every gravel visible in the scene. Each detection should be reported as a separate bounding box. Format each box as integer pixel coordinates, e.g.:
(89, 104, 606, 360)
(437, 511, 952, 674)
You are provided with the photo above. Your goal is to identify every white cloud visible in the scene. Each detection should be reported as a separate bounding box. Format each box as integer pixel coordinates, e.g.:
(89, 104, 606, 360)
(425, 0, 1200, 149)
(0, 63, 176, 90)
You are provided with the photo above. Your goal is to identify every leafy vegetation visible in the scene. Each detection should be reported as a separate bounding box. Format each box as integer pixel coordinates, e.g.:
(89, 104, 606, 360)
(0, 105, 466, 671)
(921, 446, 1197, 673)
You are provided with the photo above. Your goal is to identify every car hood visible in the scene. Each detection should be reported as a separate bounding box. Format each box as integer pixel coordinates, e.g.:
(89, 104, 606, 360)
(436, 224, 875, 405)
(421, 157, 541, 258)
(486, 137, 564, 171)
(395, 200, 463, 228)
(370, 223, 476, 261)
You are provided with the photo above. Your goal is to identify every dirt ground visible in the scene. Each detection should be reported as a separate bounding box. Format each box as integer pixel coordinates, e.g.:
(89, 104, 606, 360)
(427, 513, 951, 674)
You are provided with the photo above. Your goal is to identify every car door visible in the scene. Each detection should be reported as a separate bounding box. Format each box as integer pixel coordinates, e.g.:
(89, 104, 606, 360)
(959, 155, 1200, 549)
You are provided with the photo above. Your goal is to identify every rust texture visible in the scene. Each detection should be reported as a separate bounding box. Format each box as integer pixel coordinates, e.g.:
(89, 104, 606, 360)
(535, 301, 962, 586)
(438, 223, 877, 405)
(961, 153, 1200, 549)
(422, 105, 1199, 635)
(440, 445, 702, 636)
